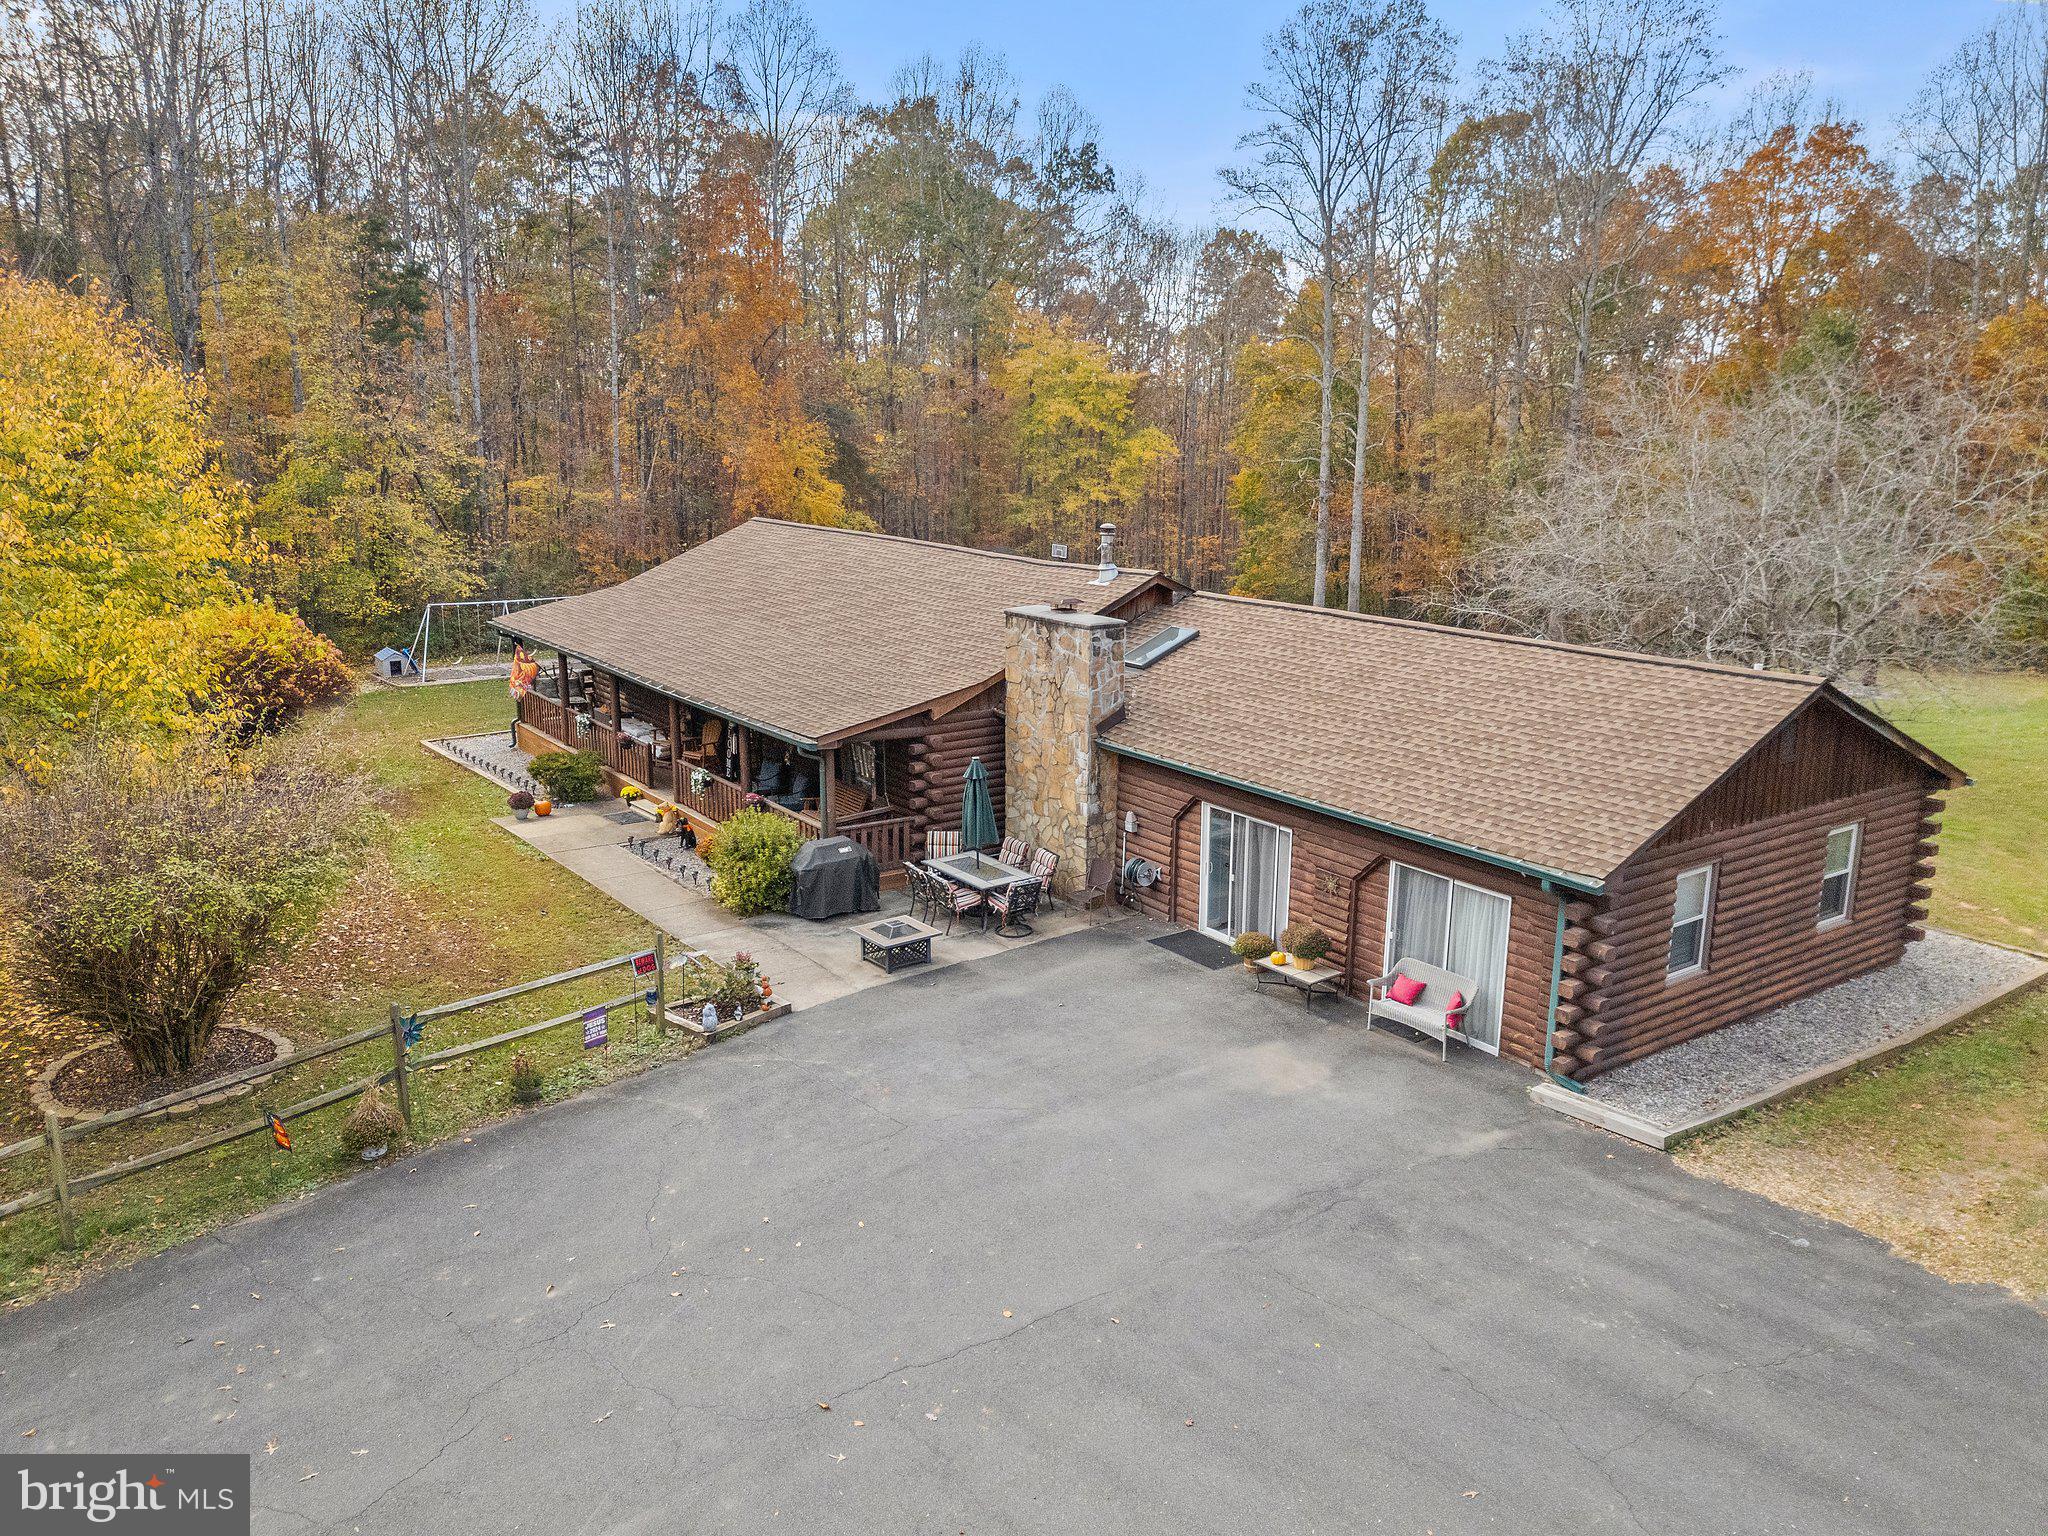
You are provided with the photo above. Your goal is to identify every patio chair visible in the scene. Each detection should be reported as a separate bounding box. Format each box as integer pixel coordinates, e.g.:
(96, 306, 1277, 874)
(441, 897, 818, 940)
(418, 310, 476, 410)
(901, 863, 936, 923)
(927, 829, 961, 860)
(933, 876, 984, 934)
(999, 835, 1030, 867)
(1027, 847, 1059, 898)
(985, 876, 1042, 937)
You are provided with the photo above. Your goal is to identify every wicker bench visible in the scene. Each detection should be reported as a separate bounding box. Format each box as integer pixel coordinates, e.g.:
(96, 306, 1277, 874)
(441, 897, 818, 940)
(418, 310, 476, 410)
(1366, 959, 1477, 1061)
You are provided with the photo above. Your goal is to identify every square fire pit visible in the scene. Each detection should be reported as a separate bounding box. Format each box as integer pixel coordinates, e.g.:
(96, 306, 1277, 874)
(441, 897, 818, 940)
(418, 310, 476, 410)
(852, 915, 939, 973)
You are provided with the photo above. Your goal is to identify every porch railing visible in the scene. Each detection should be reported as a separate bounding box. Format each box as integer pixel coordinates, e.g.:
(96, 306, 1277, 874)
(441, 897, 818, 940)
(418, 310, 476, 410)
(836, 811, 919, 870)
(586, 720, 668, 791)
(676, 762, 751, 826)
(517, 690, 568, 742)
(519, 693, 918, 871)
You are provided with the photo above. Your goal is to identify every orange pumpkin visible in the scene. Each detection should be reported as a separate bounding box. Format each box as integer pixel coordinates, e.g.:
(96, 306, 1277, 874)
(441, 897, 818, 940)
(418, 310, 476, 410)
(534, 799, 553, 817)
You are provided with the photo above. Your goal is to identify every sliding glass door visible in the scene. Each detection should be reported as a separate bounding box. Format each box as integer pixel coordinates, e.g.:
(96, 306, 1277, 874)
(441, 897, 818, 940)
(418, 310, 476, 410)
(1199, 806, 1293, 943)
(1384, 863, 1512, 1054)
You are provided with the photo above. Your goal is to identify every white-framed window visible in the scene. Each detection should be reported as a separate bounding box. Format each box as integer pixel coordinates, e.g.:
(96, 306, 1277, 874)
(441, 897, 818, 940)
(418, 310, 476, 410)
(1667, 864, 1715, 979)
(1818, 822, 1861, 927)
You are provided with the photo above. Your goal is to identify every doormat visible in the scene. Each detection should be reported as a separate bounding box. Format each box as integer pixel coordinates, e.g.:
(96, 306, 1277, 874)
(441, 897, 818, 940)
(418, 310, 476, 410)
(1149, 931, 1236, 970)
(604, 810, 645, 824)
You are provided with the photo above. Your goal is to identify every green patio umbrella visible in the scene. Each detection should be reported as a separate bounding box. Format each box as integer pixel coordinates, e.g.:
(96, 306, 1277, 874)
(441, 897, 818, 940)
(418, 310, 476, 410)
(960, 756, 999, 861)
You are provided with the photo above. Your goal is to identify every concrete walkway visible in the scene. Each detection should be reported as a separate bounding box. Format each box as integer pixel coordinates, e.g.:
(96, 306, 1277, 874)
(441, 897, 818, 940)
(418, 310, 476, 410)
(6, 926, 2043, 1534)
(498, 799, 1092, 1012)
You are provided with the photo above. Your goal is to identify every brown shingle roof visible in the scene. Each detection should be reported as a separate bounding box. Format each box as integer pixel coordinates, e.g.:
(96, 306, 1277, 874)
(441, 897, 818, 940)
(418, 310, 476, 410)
(499, 518, 1161, 745)
(1103, 593, 1948, 889)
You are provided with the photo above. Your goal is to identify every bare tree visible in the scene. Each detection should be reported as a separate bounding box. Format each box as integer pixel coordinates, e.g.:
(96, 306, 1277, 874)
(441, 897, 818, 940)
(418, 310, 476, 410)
(1456, 363, 2037, 678)
(1339, 0, 1453, 611)
(105, 0, 226, 373)
(722, 0, 848, 254)
(1225, 0, 1378, 607)
(1498, 0, 1723, 437)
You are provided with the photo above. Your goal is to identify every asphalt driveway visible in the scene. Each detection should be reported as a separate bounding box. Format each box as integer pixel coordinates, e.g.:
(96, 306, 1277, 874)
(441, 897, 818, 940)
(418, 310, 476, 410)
(4, 924, 2044, 1534)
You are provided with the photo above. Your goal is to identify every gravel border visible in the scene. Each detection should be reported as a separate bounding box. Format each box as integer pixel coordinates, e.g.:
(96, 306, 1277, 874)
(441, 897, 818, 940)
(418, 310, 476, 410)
(1584, 931, 2047, 1128)
(425, 732, 549, 798)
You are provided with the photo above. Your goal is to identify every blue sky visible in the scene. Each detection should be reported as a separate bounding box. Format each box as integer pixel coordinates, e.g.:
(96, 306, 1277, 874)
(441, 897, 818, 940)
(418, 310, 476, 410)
(792, 0, 2008, 223)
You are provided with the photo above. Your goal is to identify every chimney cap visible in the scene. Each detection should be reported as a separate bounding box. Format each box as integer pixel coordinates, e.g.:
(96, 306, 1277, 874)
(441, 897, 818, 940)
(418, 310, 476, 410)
(1051, 595, 1081, 612)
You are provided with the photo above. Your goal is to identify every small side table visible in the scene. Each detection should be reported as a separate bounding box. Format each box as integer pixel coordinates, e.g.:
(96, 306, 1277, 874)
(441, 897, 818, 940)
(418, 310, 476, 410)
(852, 915, 939, 973)
(1252, 956, 1343, 1010)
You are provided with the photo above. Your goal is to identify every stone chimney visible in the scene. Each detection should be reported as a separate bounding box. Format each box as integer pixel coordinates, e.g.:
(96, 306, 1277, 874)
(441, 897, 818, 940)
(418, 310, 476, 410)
(1002, 604, 1126, 902)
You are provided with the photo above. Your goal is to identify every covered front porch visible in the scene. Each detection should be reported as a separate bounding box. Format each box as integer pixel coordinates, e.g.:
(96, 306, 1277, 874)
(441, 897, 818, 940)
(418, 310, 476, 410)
(513, 649, 984, 879)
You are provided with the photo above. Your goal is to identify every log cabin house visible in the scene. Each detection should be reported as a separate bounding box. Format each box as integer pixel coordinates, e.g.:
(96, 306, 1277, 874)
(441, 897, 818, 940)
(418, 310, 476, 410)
(499, 517, 1964, 1085)
(495, 516, 1178, 877)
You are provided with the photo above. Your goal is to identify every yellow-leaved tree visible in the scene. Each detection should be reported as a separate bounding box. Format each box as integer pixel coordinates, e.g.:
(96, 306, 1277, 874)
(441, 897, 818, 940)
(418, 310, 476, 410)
(999, 311, 1175, 558)
(0, 273, 248, 777)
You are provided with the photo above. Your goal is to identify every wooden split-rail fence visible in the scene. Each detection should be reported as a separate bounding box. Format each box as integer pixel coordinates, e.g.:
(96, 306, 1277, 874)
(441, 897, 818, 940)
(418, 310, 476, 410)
(0, 935, 706, 1249)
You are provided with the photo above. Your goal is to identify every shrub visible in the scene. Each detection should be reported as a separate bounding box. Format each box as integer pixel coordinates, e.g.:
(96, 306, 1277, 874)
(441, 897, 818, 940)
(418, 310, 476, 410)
(530, 749, 603, 802)
(702, 808, 803, 915)
(1232, 931, 1274, 961)
(200, 604, 354, 742)
(1280, 922, 1332, 964)
(679, 952, 765, 1017)
(0, 734, 366, 1076)
(508, 1050, 544, 1104)
(340, 1085, 405, 1156)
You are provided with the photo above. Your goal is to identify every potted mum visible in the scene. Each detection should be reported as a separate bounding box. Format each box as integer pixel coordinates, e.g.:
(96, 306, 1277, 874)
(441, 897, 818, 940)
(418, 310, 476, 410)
(1280, 922, 1332, 972)
(508, 789, 534, 820)
(1232, 932, 1273, 972)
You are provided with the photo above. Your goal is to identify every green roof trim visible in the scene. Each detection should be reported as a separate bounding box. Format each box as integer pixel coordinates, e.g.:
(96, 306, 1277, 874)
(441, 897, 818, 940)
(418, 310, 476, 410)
(1099, 740, 1608, 895)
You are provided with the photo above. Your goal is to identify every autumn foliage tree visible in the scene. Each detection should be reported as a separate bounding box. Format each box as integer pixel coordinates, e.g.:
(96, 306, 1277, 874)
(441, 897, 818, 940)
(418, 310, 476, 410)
(633, 167, 870, 544)
(0, 274, 247, 778)
(1681, 118, 1907, 385)
(999, 311, 1175, 556)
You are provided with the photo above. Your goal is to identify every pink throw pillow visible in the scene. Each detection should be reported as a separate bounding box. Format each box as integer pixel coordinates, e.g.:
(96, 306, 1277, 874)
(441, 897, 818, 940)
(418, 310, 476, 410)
(1387, 974, 1426, 1006)
(1443, 990, 1466, 1029)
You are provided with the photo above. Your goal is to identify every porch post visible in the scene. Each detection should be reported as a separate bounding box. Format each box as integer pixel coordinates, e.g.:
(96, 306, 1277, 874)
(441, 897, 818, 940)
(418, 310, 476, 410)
(819, 747, 836, 836)
(737, 726, 753, 794)
(556, 653, 571, 734)
(666, 697, 681, 787)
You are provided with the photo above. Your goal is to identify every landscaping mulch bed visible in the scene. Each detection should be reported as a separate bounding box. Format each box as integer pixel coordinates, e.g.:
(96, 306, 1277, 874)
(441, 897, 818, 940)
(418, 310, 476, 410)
(50, 1028, 281, 1116)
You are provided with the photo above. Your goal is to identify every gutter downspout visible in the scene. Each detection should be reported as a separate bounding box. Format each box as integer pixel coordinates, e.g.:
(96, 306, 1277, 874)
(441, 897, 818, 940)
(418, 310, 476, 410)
(1541, 879, 1586, 1095)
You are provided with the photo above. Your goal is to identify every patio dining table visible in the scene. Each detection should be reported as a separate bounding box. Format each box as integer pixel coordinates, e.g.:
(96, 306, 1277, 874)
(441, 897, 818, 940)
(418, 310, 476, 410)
(927, 851, 1034, 935)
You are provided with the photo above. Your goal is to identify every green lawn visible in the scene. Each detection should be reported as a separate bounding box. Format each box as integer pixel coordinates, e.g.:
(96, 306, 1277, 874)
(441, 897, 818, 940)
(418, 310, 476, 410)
(0, 681, 691, 1306)
(1683, 672, 2048, 1304)
(1878, 672, 2048, 952)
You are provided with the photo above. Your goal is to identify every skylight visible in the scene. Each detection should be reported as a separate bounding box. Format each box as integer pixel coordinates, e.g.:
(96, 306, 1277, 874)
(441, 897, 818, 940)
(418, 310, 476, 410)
(1127, 625, 1197, 669)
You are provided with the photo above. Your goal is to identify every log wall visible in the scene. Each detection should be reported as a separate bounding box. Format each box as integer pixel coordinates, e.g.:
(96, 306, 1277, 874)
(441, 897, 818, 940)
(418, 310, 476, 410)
(1559, 700, 1946, 1080)
(1114, 756, 1564, 1067)
(904, 702, 1007, 848)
